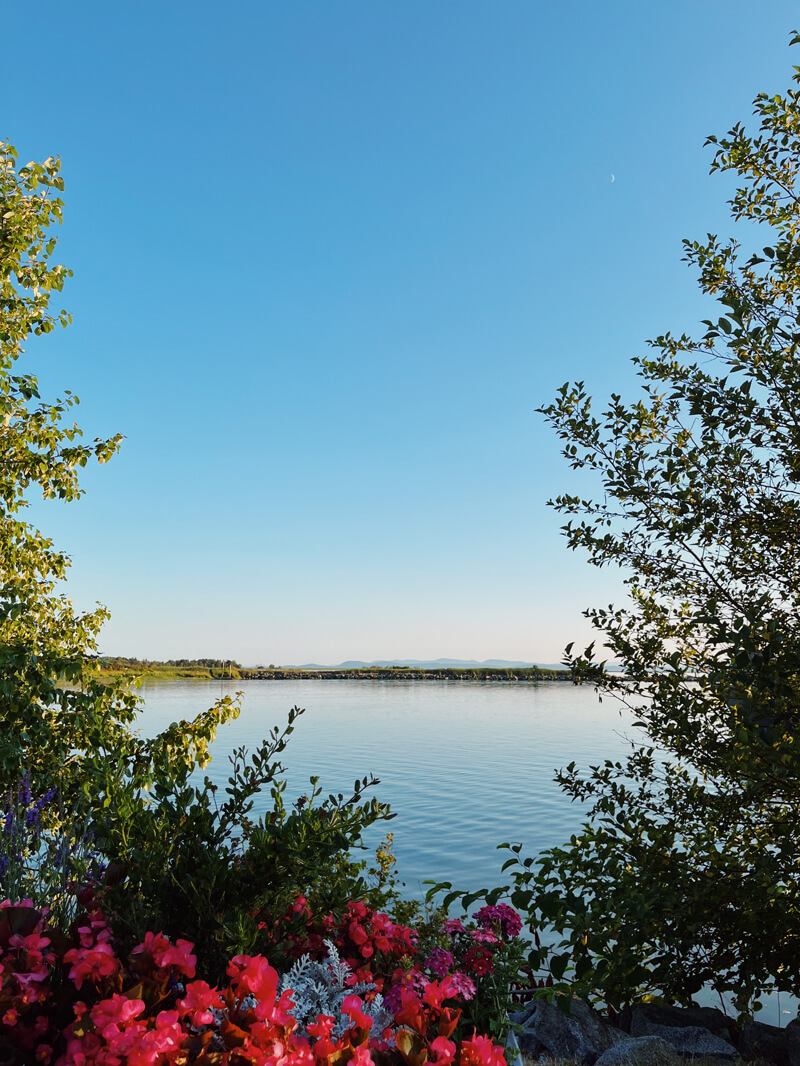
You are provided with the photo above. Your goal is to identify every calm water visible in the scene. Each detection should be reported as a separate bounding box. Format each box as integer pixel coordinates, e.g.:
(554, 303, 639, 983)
(135, 679, 636, 897)
(135, 679, 795, 1024)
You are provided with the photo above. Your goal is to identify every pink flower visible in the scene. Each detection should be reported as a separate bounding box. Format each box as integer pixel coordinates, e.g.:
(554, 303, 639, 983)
(429, 1036, 457, 1064)
(227, 953, 280, 1002)
(64, 941, 120, 989)
(131, 929, 171, 959)
(474, 904, 522, 939)
(350, 1046, 373, 1066)
(178, 979, 221, 1026)
(459, 1033, 507, 1066)
(342, 994, 373, 1030)
(425, 948, 454, 978)
(255, 987, 296, 1028)
(121, 1013, 182, 1066)
(91, 993, 145, 1039)
(153, 938, 196, 978)
(446, 971, 476, 1001)
(307, 1015, 335, 1040)
(469, 929, 499, 945)
(2, 1008, 18, 1026)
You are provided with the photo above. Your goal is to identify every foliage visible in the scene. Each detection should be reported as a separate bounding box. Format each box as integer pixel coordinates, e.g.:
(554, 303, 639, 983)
(278, 939, 394, 1038)
(0, 140, 399, 995)
(497, 35, 800, 1017)
(95, 708, 396, 982)
(0, 138, 247, 833)
(0, 776, 105, 929)
(0, 896, 509, 1066)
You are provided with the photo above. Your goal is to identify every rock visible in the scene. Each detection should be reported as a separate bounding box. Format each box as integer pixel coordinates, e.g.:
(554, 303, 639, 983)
(630, 1017, 738, 1060)
(786, 1019, 800, 1066)
(521, 997, 618, 1065)
(517, 1027, 544, 1056)
(594, 1036, 683, 1066)
(607, 1027, 628, 1045)
(627, 1004, 736, 1042)
(739, 1020, 789, 1066)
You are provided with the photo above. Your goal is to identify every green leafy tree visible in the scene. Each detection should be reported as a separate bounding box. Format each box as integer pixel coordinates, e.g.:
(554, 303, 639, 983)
(0, 142, 395, 957)
(497, 39, 800, 1018)
(0, 140, 243, 803)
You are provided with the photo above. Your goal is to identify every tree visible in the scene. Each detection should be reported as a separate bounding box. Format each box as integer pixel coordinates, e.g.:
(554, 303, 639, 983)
(499, 38, 800, 1017)
(0, 142, 394, 957)
(0, 140, 243, 804)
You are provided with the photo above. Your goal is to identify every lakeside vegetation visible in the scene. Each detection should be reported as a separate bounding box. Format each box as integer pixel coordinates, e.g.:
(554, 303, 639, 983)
(91, 658, 572, 682)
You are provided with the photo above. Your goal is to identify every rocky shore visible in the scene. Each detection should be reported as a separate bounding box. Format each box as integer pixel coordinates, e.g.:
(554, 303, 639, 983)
(510, 999, 800, 1066)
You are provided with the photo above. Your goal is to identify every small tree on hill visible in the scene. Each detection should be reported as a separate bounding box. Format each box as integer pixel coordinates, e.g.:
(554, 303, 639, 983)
(500, 37, 800, 1017)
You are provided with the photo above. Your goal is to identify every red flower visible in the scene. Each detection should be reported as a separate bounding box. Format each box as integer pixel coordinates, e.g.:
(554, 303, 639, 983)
(342, 994, 373, 1030)
(177, 979, 221, 1026)
(459, 1033, 507, 1066)
(64, 941, 120, 989)
(462, 946, 494, 977)
(429, 1036, 457, 1064)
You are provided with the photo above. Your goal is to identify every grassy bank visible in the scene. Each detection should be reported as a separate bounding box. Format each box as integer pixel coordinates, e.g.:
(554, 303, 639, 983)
(91, 659, 570, 682)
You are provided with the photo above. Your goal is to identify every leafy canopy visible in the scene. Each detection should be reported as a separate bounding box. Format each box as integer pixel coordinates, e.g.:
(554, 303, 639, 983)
(0, 143, 395, 965)
(435, 35, 800, 1018)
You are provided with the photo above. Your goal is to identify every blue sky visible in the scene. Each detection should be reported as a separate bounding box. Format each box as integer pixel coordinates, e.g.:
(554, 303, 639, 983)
(5, 2, 798, 664)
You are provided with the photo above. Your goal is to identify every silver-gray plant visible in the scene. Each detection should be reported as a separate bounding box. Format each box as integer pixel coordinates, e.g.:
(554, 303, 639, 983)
(279, 939, 394, 1039)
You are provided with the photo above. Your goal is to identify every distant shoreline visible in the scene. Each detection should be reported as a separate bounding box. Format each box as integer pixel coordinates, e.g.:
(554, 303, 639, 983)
(93, 661, 573, 683)
(238, 666, 572, 682)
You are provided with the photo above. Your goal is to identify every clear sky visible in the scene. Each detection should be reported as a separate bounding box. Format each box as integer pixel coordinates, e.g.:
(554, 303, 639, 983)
(5, 2, 798, 665)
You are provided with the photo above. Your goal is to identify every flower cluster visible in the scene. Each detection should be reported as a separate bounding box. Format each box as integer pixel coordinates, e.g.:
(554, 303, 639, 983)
(408, 902, 529, 1042)
(0, 896, 510, 1066)
(268, 897, 420, 992)
(474, 905, 522, 941)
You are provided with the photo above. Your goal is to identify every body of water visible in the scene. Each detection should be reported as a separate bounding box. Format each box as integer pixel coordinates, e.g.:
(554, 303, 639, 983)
(136, 679, 635, 897)
(135, 678, 796, 1024)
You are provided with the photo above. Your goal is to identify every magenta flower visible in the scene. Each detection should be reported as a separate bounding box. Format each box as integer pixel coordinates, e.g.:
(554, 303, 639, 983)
(442, 918, 464, 937)
(447, 971, 476, 1001)
(474, 903, 522, 939)
(425, 947, 455, 978)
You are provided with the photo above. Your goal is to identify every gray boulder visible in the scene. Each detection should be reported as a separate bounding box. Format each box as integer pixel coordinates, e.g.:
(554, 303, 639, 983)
(786, 1019, 800, 1066)
(627, 1004, 735, 1043)
(630, 1017, 738, 1060)
(520, 997, 618, 1065)
(594, 1036, 683, 1066)
(740, 1020, 789, 1066)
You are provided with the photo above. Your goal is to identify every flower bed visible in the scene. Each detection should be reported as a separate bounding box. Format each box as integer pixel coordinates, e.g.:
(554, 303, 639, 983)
(0, 896, 523, 1066)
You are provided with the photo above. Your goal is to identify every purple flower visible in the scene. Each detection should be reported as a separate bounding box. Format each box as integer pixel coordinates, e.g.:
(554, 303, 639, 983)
(474, 903, 522, 939)
(425, 948, 454, 978)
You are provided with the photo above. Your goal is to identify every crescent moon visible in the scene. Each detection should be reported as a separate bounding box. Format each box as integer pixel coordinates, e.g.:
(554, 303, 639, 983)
(611, 174, 615, 183)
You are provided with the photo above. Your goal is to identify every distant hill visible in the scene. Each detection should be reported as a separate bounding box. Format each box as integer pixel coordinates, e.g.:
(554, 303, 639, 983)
(294, 657, 567, 670)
